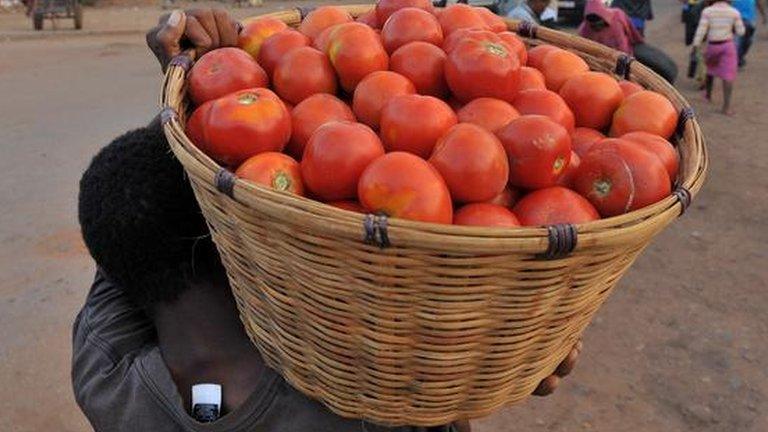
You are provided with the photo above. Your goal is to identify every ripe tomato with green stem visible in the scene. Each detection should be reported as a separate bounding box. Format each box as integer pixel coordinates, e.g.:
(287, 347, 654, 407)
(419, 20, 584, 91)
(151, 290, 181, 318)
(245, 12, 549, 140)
(187, 47, 268, 106)
(573, 138, 671, 217)
(445, 30, 521, 102)
(186, 88, 291, 167)
(235, 152, 304, 196)
(495, 115, 572, 189)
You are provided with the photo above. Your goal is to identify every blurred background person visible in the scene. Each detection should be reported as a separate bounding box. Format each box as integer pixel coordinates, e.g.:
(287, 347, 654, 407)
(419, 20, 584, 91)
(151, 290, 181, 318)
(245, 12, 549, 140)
(579, 0, 678, 83)
(507, 0, 559, 27)
(731, 0, 766, 67)
(693, 0, 745, 114)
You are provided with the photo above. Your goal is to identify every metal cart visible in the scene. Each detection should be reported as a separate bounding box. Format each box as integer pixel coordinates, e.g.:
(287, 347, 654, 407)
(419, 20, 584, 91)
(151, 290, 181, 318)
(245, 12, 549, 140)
(30, 0, 82, 31)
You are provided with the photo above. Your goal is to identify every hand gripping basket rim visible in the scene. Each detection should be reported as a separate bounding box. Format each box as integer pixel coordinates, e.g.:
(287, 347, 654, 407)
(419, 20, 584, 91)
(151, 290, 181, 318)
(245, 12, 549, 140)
(160, 4, 707, 426)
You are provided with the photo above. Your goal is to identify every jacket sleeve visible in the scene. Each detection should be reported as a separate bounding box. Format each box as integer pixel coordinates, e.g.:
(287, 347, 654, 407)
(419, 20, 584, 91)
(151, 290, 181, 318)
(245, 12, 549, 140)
(71, 269, 157, 430)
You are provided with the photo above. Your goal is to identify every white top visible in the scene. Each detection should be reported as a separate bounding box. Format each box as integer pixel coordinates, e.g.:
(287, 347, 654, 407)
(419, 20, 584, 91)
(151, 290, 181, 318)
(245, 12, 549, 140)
(693, 1, 746, 46)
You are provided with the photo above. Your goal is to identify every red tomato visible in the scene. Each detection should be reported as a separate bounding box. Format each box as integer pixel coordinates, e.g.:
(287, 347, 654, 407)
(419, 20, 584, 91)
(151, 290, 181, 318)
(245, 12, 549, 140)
(618, 80, 643, 98)
(376, 0, 434, 25)
(185, 100, 211, 152)
(390, 41, 448, 97)
(445, 31, 521, 102)
(353, 71, 415, 129)
(513, 186, 599, 226)
(621, 131, 680, 179)
(457, 97, 520, 133)
(358, 152, 453, 224)
(442, 27, 475, 53)
(540, 49, 589, 91)
(258, 30, 310, 77)
(380, 7, 443, 53)
(512, 89, 575, 133)
(235, 152, 304, 195)
(485, 186, 521, 207)
(573, 138, 671, 216)
(298, 6, 353, 40)
(188, 48, 268, 106)
(327, 23, 389, 92)
(428, 123, 509, 203)
(438, 4, 489, 35)
(329, 200, 367, 213)
(559, 72, 623, 130)
(356, 9, 380, 28)
(571, 127, 606, 157)
(495, 115, 571, 189)
(301, 121, 385, 201)
(474, 7, 507, 32)
(238, 17, 288, 59)
(557, 151, 581, 188)
(186, 88, 291, 166)
(454, 203, 520, 227)
(312, 24, 338, 52)
(610, 90, 678, 139)
(288, 94, 356, 159)
(497, 31, 527, 65)
(379, 94, 457, 158)
(518, 66, 546, 91)
(527, 44, 559, 70)
(273, 47, 337, 105)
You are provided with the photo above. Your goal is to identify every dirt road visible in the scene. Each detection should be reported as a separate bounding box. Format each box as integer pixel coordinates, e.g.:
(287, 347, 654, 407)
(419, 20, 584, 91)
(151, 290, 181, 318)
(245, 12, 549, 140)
(0, 2, 766, 431)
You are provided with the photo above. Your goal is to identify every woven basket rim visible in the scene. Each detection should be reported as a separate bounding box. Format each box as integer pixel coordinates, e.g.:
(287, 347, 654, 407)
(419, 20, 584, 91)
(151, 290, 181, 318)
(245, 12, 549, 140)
(160, 4, 708, 256)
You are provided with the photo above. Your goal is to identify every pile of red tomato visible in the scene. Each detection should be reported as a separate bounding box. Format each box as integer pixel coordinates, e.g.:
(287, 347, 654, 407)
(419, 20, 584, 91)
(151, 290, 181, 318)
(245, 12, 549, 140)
(185, 0, 680, 228)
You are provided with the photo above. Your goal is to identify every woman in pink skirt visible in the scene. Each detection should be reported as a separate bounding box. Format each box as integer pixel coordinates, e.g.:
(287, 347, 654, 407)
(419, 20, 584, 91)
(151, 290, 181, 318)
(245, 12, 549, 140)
(693, 0, 746, 114)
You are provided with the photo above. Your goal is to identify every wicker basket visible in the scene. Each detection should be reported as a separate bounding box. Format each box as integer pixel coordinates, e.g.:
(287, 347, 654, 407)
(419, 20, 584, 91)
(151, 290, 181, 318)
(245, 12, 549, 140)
(161, 5, 707, 426)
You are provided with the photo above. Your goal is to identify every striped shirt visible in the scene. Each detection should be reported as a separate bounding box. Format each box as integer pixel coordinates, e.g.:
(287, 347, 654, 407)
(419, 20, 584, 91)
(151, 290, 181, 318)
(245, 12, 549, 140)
(693, 1, 746, 46)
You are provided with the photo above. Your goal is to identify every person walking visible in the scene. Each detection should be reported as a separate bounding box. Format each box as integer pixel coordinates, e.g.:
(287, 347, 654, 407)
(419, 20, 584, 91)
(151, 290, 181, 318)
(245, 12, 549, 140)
(731, 0, 767, 67)
(693, 0, 746, 114)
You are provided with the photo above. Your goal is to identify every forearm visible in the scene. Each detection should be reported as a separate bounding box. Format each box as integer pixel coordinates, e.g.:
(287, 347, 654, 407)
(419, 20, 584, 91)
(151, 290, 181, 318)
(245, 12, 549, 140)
(692, 18, 708, 45)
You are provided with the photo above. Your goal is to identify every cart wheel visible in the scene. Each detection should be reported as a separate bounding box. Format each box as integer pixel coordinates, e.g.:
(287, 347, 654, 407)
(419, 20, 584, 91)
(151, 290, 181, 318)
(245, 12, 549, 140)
(74, 3, 83, 30)
(33, 12, 44, 30)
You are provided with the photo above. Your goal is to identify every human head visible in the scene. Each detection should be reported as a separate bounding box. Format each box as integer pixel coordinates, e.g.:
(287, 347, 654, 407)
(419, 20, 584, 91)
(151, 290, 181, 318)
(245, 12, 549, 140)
(527, 0, 550, 16)
(78, 124, 221, 310)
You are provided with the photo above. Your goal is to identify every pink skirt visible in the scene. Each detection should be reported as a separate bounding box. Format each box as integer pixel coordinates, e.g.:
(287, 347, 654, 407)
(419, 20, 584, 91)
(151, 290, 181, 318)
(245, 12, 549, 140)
(705, 40, 737, 81)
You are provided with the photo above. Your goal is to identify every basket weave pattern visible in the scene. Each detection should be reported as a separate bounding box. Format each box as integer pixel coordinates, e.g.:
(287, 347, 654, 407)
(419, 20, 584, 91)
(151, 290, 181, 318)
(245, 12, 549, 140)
(161, 6, 707, 426)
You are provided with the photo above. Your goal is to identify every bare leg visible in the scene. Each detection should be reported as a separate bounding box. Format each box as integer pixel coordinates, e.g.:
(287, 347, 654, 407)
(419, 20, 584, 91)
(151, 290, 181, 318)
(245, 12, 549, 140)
(705, 75, 714, 101)
(722, 79, 734, 115)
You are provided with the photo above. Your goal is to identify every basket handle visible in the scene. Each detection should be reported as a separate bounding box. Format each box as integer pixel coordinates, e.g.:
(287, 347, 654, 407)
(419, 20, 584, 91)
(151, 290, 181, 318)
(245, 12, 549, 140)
(168, 49, 196, 72)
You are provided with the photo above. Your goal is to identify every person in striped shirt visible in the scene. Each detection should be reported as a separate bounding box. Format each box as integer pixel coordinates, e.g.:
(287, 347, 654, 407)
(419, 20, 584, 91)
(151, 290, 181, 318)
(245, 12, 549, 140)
(693, 0, 746, 115)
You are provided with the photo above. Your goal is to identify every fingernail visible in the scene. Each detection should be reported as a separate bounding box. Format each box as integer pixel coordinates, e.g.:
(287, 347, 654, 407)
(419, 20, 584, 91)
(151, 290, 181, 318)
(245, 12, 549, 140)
(168, 9, 182, 27)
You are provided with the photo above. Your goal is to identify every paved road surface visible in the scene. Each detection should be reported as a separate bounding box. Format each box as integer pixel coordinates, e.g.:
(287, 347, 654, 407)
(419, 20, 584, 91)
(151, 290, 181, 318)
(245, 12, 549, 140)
(0, 1, 766, 431)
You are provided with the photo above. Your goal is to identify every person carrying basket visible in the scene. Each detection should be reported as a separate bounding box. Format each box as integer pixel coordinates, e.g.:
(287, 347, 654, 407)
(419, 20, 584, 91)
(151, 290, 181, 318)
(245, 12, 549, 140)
(72, 9, 581, 432)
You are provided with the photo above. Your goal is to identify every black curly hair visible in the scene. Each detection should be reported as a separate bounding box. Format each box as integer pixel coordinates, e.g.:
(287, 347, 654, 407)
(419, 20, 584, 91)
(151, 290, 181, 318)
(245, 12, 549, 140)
(78, 122, 219, 309)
